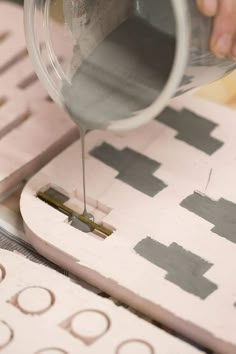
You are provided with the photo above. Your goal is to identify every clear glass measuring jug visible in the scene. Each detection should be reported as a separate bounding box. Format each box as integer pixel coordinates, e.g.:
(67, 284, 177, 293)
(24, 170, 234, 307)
(24, 0, 236, 131)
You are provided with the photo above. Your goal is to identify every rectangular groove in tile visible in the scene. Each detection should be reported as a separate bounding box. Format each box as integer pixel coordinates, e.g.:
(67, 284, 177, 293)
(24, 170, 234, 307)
(17, 72, 38, 90)
(17, 56, 63, 91)
(0, 31, 10, 43)
(45, 95, 53, 102)
(18, 110, 32, 122)
(0, 96, 7, 107)
(0, 48, 28, 75)
(19, 53, 62, 91)
(0, 109, 32, 139)
(38, 186, 115, 239)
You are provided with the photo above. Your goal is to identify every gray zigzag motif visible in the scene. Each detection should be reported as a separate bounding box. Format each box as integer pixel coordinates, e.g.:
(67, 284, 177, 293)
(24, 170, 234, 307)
(134, 237, 217, 299)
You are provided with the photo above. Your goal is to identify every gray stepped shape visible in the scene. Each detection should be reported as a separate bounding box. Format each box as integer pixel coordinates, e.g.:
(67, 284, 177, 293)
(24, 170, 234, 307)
(134, 237, 217, 299)
(156, 107, 223, 155)
(90, 142, 167, 197)
(181, 192, 236, 244)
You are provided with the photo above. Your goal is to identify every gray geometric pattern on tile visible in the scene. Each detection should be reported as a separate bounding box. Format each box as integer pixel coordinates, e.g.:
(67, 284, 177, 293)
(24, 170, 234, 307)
(134, 237, 217, 299)
(90, 143, 167, 196)
(156, 108, 223, 155)
(181, 192, 236, 244)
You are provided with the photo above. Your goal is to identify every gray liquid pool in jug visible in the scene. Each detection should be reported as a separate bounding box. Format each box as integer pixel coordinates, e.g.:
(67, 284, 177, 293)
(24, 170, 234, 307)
(61, 0, 176, 130)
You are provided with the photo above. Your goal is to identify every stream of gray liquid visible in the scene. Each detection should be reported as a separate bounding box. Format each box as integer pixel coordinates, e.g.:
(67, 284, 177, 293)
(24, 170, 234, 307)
(62, 16, 175, 224)
(80, 126, 88, 216)
(73, 125, 95, 233)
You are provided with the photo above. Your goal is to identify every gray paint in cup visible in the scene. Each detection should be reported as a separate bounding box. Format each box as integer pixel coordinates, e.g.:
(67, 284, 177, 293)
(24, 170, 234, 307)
(62, 16, 175, 130)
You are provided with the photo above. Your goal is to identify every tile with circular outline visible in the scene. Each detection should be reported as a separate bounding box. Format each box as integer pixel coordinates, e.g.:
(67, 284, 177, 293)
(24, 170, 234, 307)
(8, 286, 55, 315)
(61, 309, 110, 345)
(116, 339, 155, 354)
(0, 320, 13, 350)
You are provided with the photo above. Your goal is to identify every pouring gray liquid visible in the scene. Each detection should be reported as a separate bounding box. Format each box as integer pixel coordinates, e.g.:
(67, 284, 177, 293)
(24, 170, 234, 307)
(61, 16, 175, 224)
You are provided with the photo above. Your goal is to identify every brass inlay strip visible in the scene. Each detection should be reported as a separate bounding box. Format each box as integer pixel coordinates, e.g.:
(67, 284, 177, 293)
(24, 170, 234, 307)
(37, 191, 113, 237)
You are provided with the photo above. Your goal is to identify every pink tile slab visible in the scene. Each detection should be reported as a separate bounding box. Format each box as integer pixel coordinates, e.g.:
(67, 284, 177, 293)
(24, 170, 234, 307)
(21, 97, 236, 354)
(0, 249, 203, 354)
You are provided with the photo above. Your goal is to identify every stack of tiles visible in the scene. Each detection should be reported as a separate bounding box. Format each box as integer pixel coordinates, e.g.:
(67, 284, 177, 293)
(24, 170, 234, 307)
(0, 2, 78, 196)
(0, 249, 205, 354)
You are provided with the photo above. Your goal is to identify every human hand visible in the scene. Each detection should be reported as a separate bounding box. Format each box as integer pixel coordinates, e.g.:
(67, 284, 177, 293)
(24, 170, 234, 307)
(197, 0, 236, 60)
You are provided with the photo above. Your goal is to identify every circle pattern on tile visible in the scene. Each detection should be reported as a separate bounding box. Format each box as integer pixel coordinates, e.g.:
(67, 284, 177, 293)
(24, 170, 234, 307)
(117, 339, 154, 354)
(0, 265, 6, 283)
(16, 286, 54, 314)
(71, 309, 110, 340)
(35, 349, 68, 354)
(0, 320, 13, 349)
